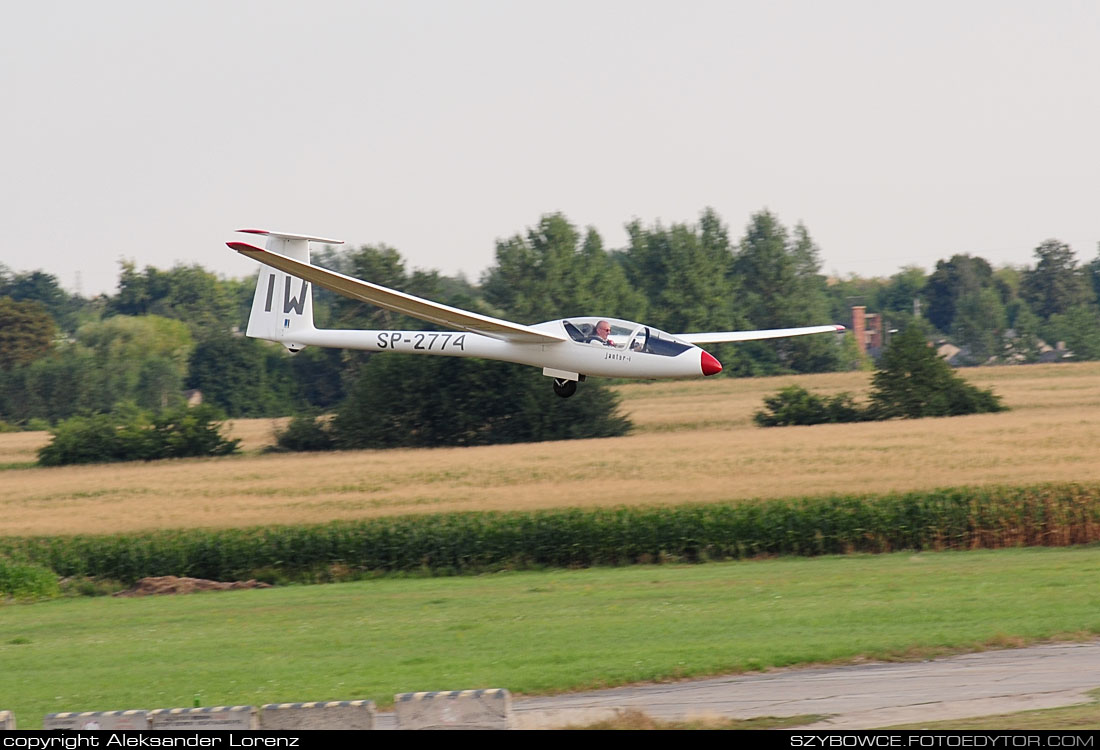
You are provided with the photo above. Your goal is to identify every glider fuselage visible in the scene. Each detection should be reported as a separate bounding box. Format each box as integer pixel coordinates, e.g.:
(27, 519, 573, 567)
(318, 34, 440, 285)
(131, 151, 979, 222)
(287, 318, 713, 379)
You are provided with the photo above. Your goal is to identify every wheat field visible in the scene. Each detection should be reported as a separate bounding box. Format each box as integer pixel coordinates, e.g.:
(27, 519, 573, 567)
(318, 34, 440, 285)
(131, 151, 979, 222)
(2, 362, 1099, 537)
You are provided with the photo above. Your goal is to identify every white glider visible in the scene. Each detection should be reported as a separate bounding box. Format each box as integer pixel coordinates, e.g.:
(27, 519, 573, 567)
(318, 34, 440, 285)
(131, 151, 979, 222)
(228, 230, 845, 398)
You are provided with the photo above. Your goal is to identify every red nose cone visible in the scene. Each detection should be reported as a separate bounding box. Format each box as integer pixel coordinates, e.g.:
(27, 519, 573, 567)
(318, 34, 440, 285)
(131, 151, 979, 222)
(700, 349, 723, 376)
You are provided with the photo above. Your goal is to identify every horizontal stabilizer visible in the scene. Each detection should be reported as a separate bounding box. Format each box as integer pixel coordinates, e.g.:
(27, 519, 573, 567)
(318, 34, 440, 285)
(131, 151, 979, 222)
(237, 229, 344, 245)
(676, 325, 845, 345)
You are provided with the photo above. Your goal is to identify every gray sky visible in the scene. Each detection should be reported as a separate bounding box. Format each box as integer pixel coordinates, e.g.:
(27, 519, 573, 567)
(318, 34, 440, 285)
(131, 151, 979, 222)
(3, 0, 1098, 296)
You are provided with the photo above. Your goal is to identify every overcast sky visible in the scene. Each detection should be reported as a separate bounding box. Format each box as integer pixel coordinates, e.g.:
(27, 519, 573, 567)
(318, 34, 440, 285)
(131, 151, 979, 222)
(3, 0, 1098, 296)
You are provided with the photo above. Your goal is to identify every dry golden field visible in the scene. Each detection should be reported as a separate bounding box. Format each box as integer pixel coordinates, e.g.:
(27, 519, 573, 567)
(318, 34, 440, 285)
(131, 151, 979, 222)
(2, 362, 1100, 537)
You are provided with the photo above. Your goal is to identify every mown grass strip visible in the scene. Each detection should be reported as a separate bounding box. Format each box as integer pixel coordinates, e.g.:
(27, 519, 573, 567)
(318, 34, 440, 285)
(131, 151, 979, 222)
(1, 547, 1099, 729)
(1, 483, 1098, 583)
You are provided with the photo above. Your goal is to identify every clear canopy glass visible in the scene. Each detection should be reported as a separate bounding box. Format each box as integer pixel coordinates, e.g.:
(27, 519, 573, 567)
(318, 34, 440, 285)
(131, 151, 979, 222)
(561, 317, 692, 357)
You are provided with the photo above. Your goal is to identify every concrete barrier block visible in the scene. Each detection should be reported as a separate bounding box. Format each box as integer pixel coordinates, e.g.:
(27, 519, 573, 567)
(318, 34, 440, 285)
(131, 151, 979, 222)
(0, 711, 14, 730)
(394, 689, 512, 730)
(148, 706, 258, 730)
(260, 700, 376, 730)
(43, 710, 149, 730)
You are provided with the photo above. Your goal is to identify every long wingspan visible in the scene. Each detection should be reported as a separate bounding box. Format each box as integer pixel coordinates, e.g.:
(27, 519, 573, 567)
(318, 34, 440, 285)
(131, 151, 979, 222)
(228, 241, 567, 344)
(675, 325, 845, 345)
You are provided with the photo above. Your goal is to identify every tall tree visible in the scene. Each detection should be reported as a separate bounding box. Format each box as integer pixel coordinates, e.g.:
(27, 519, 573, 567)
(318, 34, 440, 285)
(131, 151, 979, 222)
(923, 254, 1002, 334)
(76, 315, 194, 411)
(0, 297, 56, 370)
(1088, 243, 1100, 305)
(0, 269, 80, 332)
(869, 324, 1005, 418)
(1021, 239, 1091, 320)
(185, 335, 292, 418)
(1042, 306, 1100, 360)
(108, 262, 240, 338)
(951, 287, 1006, 364)
(731, 211, 840, 373)
(484, 214, 644, 324)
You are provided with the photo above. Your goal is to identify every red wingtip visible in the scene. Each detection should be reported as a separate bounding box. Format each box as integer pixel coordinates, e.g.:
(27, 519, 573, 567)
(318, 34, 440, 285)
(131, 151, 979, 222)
(701, 349, 723, 376)
(835, 324, 846, 332)
(227, 241, 265, 253)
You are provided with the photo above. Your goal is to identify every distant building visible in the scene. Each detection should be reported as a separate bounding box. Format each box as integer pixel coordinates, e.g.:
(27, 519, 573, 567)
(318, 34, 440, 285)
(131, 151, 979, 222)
(851, 306, 884, 359)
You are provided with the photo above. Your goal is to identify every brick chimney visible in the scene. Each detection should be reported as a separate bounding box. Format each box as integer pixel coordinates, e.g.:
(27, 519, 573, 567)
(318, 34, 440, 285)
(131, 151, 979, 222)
(852, 306, 867, 355)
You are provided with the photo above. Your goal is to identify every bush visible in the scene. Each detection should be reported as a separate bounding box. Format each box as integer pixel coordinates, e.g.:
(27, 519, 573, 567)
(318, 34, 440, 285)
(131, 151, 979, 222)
(754, 386, 866, 427)
(756, 325, 1006, 427)
(273, 415, 336, 452)
(37, 405, 240, 466)
(0, 557, 59, 600)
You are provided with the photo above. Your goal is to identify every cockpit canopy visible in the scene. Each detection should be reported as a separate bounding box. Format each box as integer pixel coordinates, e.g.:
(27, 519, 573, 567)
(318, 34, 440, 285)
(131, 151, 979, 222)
(561, 317, 693, 357)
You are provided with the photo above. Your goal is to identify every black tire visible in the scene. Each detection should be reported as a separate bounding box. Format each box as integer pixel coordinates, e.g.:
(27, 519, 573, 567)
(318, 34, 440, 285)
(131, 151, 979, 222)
(553, 378, 578, 398)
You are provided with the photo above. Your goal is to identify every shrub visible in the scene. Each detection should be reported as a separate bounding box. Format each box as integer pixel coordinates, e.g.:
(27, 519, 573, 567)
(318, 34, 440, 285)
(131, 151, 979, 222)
(754, 386, 866, 427)
(37, 405, 239, 466)
(273, 415, 336, 452)
(0, 557, 59, 600)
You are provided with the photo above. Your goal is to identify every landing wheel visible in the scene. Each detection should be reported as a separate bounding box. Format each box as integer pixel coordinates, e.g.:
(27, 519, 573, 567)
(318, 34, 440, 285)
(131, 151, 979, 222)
(553, 378, 578, 398)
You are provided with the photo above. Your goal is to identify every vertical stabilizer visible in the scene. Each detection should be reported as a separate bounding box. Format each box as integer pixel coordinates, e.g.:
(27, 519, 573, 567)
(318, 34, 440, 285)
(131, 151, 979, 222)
(240, 230, 342, 352)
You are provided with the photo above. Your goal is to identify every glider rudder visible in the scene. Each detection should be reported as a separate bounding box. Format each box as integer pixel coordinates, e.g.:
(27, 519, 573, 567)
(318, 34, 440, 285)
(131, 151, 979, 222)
(236, 230, 343, 352)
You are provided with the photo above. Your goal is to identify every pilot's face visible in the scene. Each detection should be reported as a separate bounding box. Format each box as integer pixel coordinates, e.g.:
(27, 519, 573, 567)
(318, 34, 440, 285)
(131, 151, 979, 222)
(596, 323, 610, 338)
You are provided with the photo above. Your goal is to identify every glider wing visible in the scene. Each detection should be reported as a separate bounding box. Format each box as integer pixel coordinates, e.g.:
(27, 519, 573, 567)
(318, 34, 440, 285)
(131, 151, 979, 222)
(675, 325, 845, 345)
(228, 241, 567, 344)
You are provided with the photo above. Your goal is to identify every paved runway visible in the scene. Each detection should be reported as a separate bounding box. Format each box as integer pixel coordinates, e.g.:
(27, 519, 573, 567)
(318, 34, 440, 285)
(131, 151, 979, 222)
(376, 641, 1100, 729)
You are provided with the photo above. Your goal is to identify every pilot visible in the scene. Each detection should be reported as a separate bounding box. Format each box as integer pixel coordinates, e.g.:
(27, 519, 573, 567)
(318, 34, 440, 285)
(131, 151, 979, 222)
(590, 320, 614, 347)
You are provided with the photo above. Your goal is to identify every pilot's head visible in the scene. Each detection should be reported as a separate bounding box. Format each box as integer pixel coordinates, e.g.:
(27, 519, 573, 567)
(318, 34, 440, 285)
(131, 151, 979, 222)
(595, 321, 611, 339)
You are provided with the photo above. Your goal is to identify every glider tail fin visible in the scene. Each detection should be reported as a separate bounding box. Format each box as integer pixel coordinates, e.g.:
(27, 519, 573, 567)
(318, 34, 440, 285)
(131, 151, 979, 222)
(243, 231, 324, 352)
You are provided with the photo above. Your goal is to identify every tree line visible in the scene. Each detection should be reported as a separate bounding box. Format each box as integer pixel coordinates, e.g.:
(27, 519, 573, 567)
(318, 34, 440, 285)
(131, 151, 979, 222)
(2, 208, 1098, 430)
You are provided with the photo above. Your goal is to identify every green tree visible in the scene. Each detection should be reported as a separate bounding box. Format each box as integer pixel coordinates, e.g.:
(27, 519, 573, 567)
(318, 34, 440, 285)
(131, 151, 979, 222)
(108, 262, 240, 338)
(186, 335, 293, 417)
(1004, 301, 1042, 363)
(951, 287, 1006, 364)
(1087, 243, 1100, 304)
(1020, 239, 1091, 320)
(622, 210, 738, 334)
(875, 266, 928, 329)
(332, 355, 631, 449)
(1042, 306, 1100, 360)
(0, 268, 81, 332)
(484, 214, 645, 324)
(923, 255, 1004, 335)
(0, 345, 98, 424)
(868, 325, 1005, 418)
(730, 211, 840, 373)
(0, 297, 56, 370)
(76, 315, 194, 411)
(288, 347, 347, 409)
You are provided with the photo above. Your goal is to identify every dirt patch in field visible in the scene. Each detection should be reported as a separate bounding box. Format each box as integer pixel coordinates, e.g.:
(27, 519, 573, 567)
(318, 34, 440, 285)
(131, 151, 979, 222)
(114, 576, 272, 597)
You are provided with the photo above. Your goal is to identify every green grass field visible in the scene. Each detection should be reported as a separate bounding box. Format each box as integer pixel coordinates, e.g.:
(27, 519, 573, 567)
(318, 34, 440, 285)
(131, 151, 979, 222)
(3, 546, 1099, 729)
